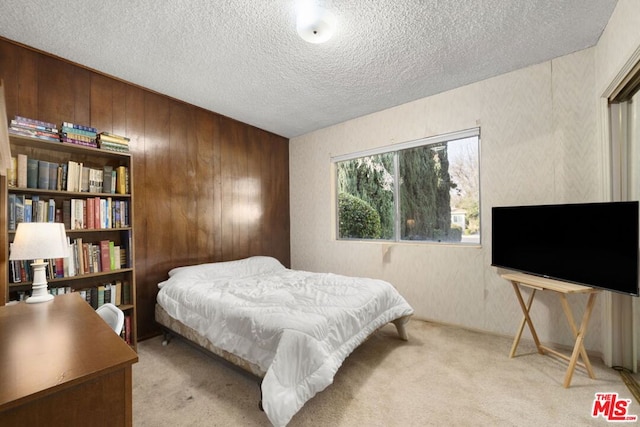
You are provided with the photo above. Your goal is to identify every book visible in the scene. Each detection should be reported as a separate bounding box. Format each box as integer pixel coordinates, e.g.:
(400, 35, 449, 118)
(60, 125, 96, 138)
(80, 166, 90, 192)
(56, 164, 63, 191)
(81, 242, 90, 274)
(8, 126, 59, 141)
(97, 285, 105, 307)
(114, 200, 121, 228)
(122, 280, 131, 305)
(116, 166, 127, 194)
(31, 195, 39, 222)
(61, 121, 98, 133)
(103, 165, 113, 194)
(37, 160, 50, 189)
(59, 136, 98, 148)
(109, 241, 116, 270)
(36, 199, 45, 222)
(24, 198, 32, 222)
(63, 239, 76, 277)
(14, 195, 24, 225)
(8, 156, 17, 187)
(93, 197, 100, 230)
(86, 198, 95, 229)
(13, 117, 58, 133)
(66, 161, 78, 192)
(123, 315, 131, 343)
(62, 199, 71, 229)
(114, 280, 122, 306)
(100, 240, 111, 272)
(47, 199, 55, 222)
(17, 154, 27, 188)
(98, 131, 129, 144)
(8, 194, 16, 231)
(104, 284, 112, 306)
(54, 257, 64, 278)
(26, 158, 38, 188)
(89, 286, 98, 309)
(16, 115, 57, 130)
(48, 162, 58, 190)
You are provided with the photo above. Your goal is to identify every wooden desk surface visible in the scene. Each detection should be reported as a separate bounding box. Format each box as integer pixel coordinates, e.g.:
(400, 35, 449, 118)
(501, 272, 600, 294)
(0, 293, 138, 412)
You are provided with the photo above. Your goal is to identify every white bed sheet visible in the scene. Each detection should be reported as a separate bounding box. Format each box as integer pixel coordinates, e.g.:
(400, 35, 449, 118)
(156, 256, 414, 426)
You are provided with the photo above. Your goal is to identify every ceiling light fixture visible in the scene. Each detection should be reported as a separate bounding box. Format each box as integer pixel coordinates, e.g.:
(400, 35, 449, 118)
(296, 0, 335, 44)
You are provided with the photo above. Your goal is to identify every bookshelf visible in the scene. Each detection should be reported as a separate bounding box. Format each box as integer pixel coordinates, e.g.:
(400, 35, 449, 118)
(1, 133, 137, 349)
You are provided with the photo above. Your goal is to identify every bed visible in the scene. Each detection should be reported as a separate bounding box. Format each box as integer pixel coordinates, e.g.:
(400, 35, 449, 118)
(155, 256, 414, 426)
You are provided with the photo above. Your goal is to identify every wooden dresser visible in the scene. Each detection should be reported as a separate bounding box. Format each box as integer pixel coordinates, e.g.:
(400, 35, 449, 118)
(0, 293, 138, 426)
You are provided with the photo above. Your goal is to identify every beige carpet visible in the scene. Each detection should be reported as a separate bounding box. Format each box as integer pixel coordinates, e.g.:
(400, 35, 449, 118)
(133, 320, 638, 426)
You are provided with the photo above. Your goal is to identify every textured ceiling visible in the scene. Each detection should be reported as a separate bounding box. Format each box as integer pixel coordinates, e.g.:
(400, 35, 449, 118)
(0, 1, 618, 138)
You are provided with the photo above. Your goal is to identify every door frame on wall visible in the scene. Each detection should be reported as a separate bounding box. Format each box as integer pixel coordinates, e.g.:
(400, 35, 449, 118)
(598, 43, 640, 373)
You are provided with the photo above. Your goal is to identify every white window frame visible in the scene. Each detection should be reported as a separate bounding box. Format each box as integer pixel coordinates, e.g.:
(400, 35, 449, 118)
(332, 127, 481, 244)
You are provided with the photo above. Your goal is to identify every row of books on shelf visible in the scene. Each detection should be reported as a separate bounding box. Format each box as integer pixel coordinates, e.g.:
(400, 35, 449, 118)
(8, 115, 130, 152)
(8, 195, 130, 231)
(9, 154, 129, 194)
(9, 237, 129, 283)
(13, 280, 132, 306)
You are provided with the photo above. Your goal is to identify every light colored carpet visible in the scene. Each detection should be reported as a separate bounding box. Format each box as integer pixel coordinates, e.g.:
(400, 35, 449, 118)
(133, 320, 638, 426)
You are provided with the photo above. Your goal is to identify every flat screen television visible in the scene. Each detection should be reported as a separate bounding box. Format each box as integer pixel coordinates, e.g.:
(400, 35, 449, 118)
(491, 201, 639, 296)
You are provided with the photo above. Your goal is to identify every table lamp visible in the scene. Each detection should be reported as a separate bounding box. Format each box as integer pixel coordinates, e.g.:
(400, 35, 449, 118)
(9, 222, 68, 303)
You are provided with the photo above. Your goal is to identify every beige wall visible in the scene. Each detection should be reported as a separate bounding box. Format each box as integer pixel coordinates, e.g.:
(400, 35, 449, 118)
(290, 46, 605, 352)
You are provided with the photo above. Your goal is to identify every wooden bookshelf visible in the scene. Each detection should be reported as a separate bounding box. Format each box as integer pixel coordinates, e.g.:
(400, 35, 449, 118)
(0, 133, 137, 349)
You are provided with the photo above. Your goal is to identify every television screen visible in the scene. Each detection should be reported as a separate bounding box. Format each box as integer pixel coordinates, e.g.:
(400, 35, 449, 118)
(491, 201, 639, 296)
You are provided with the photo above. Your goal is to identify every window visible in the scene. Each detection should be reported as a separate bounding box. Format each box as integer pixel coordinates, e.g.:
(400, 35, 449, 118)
(334, 128, 480, 244)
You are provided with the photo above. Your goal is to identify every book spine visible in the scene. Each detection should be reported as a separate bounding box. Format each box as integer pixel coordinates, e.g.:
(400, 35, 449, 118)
(8, 127, 60, 141)
(14, 195, 24, 225)
(48, 162, 58, 190)
(99, 141, 130, 152)
(16, 115, 57, 129)
(24, 198, 32, 222)
(86, 198, 95, 229)
(37, 160, 50, 189)
(60, 126, 96, 138)
(55, 257, 64, 278)
(12, 118, 58, 133)
(17, 154, 27, 188)
(60, 136, 98, 148)
(122, 280, 130, 305)
(124, 315, 131, 344)
(62, 121, 98, 133)
(47, 199, 55, 222)
(8, 194, 16, 231)
(98, 131, 130, 143)
(8, 156, 17, 187)
(26, 158, 38, 189)
(100, 240, 111, 272)
(116, 166, 127, 194)
(109, 241, 116, 270)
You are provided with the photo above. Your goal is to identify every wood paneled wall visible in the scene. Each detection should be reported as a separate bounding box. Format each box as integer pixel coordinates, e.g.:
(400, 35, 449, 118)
(0, 38, 290, 340)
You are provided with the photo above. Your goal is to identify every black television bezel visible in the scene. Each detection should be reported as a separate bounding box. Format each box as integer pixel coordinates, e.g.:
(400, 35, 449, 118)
(491, 201, 640, 297)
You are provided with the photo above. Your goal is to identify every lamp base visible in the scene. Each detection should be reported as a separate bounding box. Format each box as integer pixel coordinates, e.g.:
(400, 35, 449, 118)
(26, 261, 54, 304)
(26, 293, 55, 304)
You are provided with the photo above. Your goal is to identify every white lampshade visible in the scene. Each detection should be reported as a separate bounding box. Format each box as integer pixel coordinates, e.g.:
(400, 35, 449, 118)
(9, 222, 68, 304)
(10, 222, 68, 261)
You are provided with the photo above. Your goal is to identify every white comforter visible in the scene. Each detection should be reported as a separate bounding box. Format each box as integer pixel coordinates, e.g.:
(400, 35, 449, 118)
(156, 256, 414, 426)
